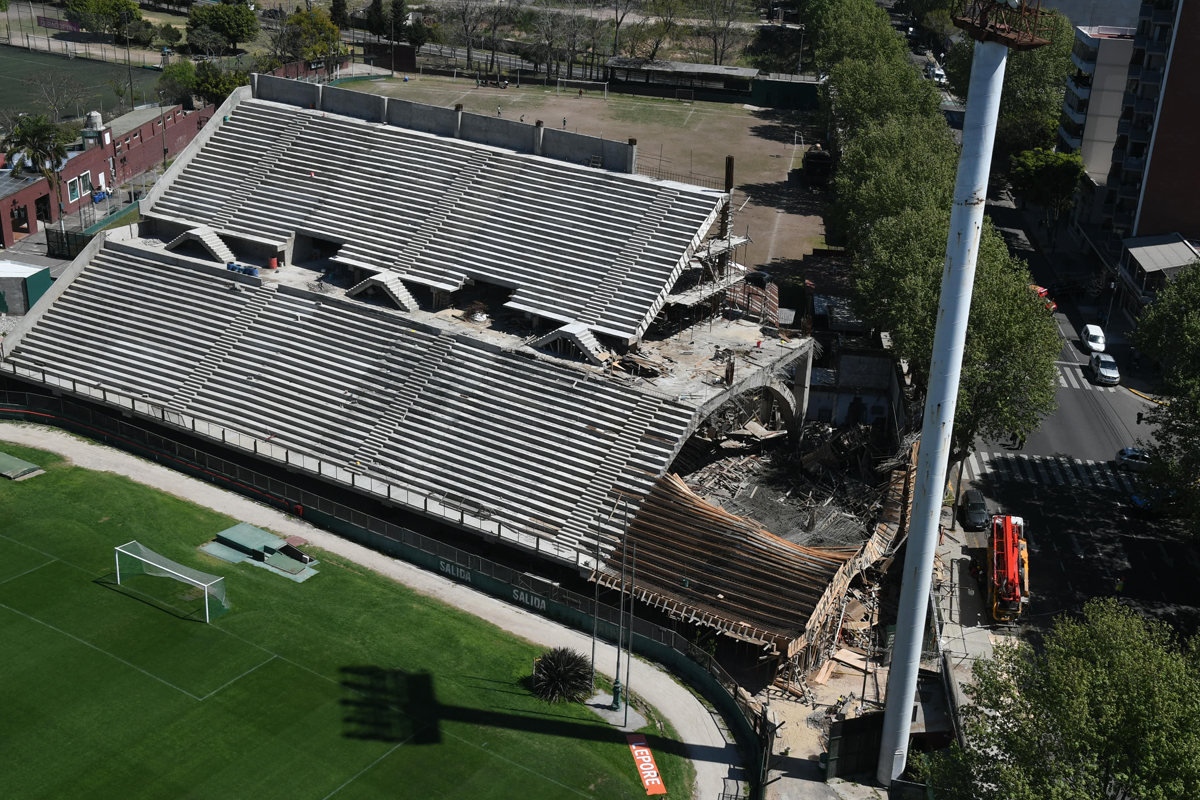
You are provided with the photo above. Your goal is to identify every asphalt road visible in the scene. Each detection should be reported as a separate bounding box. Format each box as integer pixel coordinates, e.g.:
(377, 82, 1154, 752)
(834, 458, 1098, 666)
(957, 202, 1200, 638)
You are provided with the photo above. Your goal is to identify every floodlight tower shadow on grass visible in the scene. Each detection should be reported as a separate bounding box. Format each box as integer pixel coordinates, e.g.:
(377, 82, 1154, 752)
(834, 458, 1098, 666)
(876, 0, 1051, 786)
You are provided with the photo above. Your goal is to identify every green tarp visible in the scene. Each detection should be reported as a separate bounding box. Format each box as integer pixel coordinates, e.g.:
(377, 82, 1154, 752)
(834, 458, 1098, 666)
(0, 451, 42, 480)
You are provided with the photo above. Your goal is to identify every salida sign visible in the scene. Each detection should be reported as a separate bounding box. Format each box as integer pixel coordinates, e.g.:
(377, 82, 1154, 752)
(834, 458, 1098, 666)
(626, 734, 667, 795)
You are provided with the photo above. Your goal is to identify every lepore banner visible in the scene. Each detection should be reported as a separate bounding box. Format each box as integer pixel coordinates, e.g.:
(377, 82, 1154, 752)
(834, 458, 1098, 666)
(626, 734, 667, 795)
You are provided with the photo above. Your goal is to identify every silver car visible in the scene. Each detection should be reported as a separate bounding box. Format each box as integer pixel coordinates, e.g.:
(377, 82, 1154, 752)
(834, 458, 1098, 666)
(1091, 352, 1120, 385)
(1116, 447, 1151, 472)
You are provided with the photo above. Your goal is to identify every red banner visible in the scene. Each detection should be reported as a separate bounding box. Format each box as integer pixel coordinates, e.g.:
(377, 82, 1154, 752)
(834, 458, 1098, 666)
(626, 734, 667, 795)
(38, 16, 82, 32)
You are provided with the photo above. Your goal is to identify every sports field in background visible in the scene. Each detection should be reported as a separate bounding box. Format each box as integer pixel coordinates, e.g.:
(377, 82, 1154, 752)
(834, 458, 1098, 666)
(0, 44, 164, 117)
(0, 440, 694, 799)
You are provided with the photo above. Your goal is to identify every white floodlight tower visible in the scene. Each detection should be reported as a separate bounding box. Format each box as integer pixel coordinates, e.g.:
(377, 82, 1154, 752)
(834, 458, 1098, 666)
(876, 0, 1050, 785)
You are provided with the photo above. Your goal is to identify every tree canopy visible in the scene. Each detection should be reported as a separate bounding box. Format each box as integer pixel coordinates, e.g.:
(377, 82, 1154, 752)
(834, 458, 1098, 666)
(193, 61, 249, 105)
(2, 115, 71, 225)
(330, 0, 350, 29)
(919, 599, 1200, 800)
(944, 9, 1074, 158)
(855, 207, 1060, 459)
(188, 1, 258, 50)
(65, 0, 141, 36)
(1134, 261, 1200, 535)
(156, 60, 197, 105)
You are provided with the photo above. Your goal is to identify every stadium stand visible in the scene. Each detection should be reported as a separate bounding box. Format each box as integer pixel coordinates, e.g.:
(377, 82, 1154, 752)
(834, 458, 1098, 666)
(146, 95, 724, 342)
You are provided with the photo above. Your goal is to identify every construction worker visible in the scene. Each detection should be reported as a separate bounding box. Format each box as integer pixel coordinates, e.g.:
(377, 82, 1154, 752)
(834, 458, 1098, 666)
(1115, 575, 1125, 594)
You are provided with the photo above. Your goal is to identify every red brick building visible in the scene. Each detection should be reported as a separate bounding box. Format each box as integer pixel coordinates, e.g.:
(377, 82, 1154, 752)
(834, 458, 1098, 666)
(2, 104, 212, 251)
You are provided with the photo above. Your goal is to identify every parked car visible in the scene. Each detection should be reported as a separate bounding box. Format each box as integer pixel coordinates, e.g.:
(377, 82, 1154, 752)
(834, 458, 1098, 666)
(1091, 352, 1120, 384)
(1081, 323, 1106, 352)
(1029, 284, 1058, 312)
(1115, 447, 1151, 472)
(1130, 485, 1178, 517)
(960, 488, 989, 530)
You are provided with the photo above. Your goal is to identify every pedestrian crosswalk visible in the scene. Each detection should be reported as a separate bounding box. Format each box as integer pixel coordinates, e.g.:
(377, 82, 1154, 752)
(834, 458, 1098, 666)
(963, 450, 1138, 492)
(1057, 363, 1118, 392)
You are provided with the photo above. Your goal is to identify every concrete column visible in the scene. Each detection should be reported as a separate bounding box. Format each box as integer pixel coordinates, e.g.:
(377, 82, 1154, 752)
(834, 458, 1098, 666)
(793, 345, 813, 424)
(250, 73, 259, 97)
(454, 103, 464, 138)
(719, 155, 735, 274)
(627, 138, 637, 174)
(314, 84, 323, 109)
(534, 120, 545, 156)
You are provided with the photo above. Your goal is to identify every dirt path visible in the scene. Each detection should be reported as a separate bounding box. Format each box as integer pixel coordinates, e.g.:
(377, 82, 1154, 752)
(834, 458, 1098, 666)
(0, 421, 743, 800)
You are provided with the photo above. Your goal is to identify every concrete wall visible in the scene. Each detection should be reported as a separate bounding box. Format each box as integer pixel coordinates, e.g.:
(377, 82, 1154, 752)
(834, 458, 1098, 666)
(252, 75, 636, 173)
(1079, 35, 1134, 178)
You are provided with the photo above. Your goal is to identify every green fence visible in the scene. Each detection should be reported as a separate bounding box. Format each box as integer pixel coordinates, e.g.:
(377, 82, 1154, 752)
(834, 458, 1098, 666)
(0, 389, 772, 797)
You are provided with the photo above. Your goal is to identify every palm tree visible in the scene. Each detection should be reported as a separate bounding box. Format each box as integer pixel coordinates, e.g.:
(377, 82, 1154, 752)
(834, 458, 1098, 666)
(3, 115, 70, 233)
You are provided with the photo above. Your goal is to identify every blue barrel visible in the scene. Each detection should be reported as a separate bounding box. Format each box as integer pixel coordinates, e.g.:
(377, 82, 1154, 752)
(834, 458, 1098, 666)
(227, 263, 237, 271)
(247, 267, 259, 277)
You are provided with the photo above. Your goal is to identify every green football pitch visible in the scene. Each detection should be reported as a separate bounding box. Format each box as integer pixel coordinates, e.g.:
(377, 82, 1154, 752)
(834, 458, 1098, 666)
(0, 44, 165, 116)
(0, 442, 694, 799)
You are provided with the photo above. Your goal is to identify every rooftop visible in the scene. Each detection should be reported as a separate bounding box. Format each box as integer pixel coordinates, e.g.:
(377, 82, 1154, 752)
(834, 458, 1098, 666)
(1077, 25, 1136, 39)
(604, 57, 760, 80)
(1123, 232, 1200, 273)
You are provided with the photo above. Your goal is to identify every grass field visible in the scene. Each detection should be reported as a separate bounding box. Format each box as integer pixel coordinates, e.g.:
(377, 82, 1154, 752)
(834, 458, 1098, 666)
(0, 441, 693, 800)
(0, 44, 165, 117)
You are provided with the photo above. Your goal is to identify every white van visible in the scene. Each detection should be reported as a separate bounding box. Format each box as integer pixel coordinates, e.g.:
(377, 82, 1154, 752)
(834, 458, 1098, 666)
(1082, 324, 1106, 352)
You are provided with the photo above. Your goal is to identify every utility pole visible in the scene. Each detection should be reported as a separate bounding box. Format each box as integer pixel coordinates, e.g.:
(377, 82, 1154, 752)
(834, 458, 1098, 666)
(610, 500, 629, 711)
(623, 541, 637, 728)
(876, 0, 1051, 786)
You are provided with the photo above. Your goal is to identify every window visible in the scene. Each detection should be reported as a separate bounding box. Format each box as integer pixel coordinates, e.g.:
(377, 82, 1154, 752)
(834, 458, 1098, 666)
(79, 172, 92, 195)
(67, 178, 80, 202)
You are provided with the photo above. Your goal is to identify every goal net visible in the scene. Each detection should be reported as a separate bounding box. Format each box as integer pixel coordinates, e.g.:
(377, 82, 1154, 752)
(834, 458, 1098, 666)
(115, 541, 228, 623)
(676, 89, 695, 102)
(557, 79, 609, 100)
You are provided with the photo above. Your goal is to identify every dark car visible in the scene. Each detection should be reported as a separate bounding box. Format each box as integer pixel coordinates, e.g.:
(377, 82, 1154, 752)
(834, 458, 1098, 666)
(1130, 486, 1178, 517)
(960, 488, 989, 530)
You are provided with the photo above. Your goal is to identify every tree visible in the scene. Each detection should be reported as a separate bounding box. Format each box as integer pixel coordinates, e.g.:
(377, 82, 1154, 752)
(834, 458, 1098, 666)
(530, 647, 592, 703)
(66, 0, 141, 35)
(447, 0, 486, 68)
(2, 115, 71, 232)
(610, 0, 639, 56)
(919, 599, 1200, 800)
(193, 61, 249, 105)
(21, 74, 87, 123)
(366, 0, 387, 36)
(699, 0, 750, 65)
(269, 8, 339, 64)
(1134, 261, 1200, 535)
(944, 9, 1074, 157)
(808, 0, 906, 77)
(643, 0, 680, 61)
(855, 207, 1060, 469)
(188, 24, 226, 58)
(157, 60, 197, 104)
(1009, 147, 1085, 241)
(330, 0, 350, 29)
(822, 54, 941, 142)
(188, 2, 259, 50)
(408, 17, 432, 49)
(832, 114, 957, 249)
(389, 0, 408, 40)
(118, 18, 157, 46)
(106, 78, 130, 113)
(157, 22, 183, 47)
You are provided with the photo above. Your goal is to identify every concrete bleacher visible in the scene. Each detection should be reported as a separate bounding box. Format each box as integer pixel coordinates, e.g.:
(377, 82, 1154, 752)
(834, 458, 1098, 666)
(4, 241, 696, 557)
(148, 96, 724, 342)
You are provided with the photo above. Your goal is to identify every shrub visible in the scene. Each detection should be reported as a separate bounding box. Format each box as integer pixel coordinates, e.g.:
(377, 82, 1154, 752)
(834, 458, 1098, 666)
(531, 647, 592, 704)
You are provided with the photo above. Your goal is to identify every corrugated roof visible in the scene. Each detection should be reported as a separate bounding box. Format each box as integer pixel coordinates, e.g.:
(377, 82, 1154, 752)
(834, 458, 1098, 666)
(605, 57, 760, 79)
(1123, 233, 1200, 273)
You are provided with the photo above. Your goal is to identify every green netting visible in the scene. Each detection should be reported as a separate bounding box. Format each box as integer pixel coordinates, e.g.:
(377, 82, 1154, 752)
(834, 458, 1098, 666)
(115, 541, 229, 619)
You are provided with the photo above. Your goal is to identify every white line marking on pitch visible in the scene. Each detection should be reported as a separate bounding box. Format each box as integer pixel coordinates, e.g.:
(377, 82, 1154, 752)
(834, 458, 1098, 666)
(199, 655, 277, 701)
(0, 561, 52, 587)
(0, 601, 201, 700)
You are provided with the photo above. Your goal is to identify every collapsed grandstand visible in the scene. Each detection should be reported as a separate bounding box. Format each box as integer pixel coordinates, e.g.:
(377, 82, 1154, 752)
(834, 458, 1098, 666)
(0, 76, 906, 675)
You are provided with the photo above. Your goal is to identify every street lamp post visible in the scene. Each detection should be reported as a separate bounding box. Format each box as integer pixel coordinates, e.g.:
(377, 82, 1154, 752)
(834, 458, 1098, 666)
(1104, 281, 1117, 333)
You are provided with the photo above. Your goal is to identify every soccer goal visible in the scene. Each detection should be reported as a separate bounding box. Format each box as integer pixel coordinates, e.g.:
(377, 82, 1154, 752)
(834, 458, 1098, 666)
(115, 541, 228, 623)
(675, 89, 695, 102)
(557, 79, 609, 100)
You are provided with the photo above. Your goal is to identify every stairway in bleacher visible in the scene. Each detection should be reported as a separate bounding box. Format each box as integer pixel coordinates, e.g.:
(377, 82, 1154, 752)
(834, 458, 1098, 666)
(347, 333, 456, 474)
(389, 149, 491, 283)
(346, 271, 419, 311)
(209, 117, 312, 230)
(575, 190, 678, 327)
(167, 285, 277, 412)
(164, 225, 236, 265)
(555, 397, 665, 547)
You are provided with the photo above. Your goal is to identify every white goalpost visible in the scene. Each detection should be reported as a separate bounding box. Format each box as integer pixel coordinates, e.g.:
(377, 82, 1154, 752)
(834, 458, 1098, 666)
(115, 541, 228, 623)
(557, 78, 609, 100)
(675, 89, 695, 102)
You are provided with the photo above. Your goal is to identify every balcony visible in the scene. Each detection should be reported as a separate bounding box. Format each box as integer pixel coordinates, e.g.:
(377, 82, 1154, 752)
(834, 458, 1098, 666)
(1147, 39, 1169, 54)
(1135, 97, 1158, 114)
(1118, 183, 1140, 199)
(1117, 118, 1131, 135)
(1071, 50, 1097, 73)
(1111, 148, 1127, 163)
(1141, 66, 1164, 84)
(1114, 211, 1135, 227)
(1059, 124, 1083, 150)
(1154, 8, 1176, 22)
(1067, 75, 1092, 100)
(1140, 2, 1153, 17)
(1130, 126, 1152, 144)
(1125, 156, 1146, 172)
(1062, 102, 1088, 125)
(1135, 34, 1148, 48)
(1123, 91, 1137, 108)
